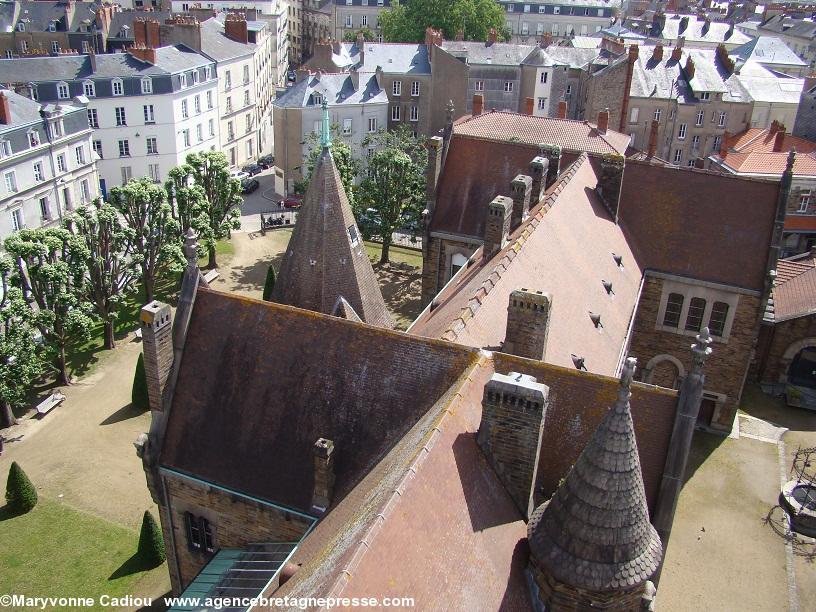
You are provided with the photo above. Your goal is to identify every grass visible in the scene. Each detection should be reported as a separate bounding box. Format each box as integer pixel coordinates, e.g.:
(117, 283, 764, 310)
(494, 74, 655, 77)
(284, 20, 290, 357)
(364, 241, 423, 268)
(0, 498, 165, 609)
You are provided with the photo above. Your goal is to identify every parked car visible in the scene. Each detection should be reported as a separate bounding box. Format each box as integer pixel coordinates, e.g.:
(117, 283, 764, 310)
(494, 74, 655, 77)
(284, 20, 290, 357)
(230, 170, 249, 181)
(258, 154, 275, 169)
(241, 178, 260, 194)
(282, 195, 302, 208)
(242, 163, 262, 176)
(287, 70, 297, 82)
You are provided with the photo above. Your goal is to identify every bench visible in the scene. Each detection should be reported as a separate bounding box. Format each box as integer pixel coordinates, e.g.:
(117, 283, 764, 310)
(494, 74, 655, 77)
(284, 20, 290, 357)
(203, 269, 220, 284)
(35, 392, 66, 417)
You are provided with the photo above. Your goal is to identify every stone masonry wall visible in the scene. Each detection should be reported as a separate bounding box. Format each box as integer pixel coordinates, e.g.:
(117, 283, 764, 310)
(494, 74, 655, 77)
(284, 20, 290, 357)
(583, 59, 629, 133)
(627, 275, 762, 431)
(163, 474, 313, 591)
(759, 314, 816, 383)
(421, 235, 479, 305)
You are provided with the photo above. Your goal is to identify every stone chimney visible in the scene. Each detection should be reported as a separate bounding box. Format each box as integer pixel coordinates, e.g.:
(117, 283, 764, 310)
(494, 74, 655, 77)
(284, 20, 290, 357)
(537, 144, 562, 189)
(0, 93, 10, 125)
(528, 156, 549, 204)
(648, 119, 659, 157)
(472, 93, 484, 116)
(483, 195, 512, 260)
(652, 44, 664, 62)
(356, 31, 365, 66)
(597, 108, 609, 134)
(597, 153, 626, 219)
(128, 45, 157, 65)
(425, 136, 443, 215)
(619, 45, 638, 132)
(224, 13, 248, 44)
(524, 97, 534, 115)
(685, 55, 696, 81)
(140, 301, 173, 412)
(557, 100, 567, 119)
(773, 126, 786, 152)
(88, 50, 96, 73)
(134, 18, 161, 48)
(424, 26, 443, 59)
(510, 174, 532, 230)
(487, 28, 497, 46)
(504, 289, 551, 360)
(477, 371, 549, 518)
(312, 40, 333, 69)
(311, 438, 335, 514)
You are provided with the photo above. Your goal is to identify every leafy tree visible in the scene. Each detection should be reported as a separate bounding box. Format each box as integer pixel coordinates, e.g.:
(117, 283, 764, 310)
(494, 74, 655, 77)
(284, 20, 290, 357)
(186, 152, 242, 269)
(343, 26, 376, 42)
(357, 127, 427, 263)
(380, 0, 510, 43)
(67, 200, 140, 350)
(132, 353, 149, 411)
(296, 127, 360, 206)
(0, 256, 49, 428)
(263, 266, 276, 301)
(5, 462, 37, 514)
(137, 510, 166, 567)
(109, 178, 182, 304)
(165, 168, 211, 262)
(4, 228, 95, 385)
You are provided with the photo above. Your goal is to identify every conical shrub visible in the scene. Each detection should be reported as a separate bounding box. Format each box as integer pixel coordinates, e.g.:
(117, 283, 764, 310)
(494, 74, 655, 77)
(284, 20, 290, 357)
(263, 266, 276, 301)
(137, 510, 166, 567)
(5, 461, 37, 514)
(132, 353, 149, 411)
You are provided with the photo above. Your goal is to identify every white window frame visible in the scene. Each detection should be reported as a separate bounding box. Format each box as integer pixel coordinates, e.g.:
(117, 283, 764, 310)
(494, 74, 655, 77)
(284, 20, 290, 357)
(393, 80, 402, 96)
(368, 117, 377, 132)
(118, 139, 130, 157)
(112, 78, 124, 96)
(798, 190, 811, 212)
(718, 111, 727, 127)
(33, 161, 44, 182)
(83, 80, 95, 97)
(411, 81, 420, 96)
(655, 277, 739, 342)
(343, 118, 352, 135)
(678, 123, 687, 140)
(504, 81, 513, 92)
(629, 107, 639, 123)
(696, 110, 704, 126)
(5, 170, 18, 193)
(146, 136, 158, 155)
(141, 77, 153, 94)
(475, 80, 484, 92)
(115, 107, 127, 126)
(673, 149, 682, 164)
(391, 105, 401, 121)
(410, 106, 418, 122)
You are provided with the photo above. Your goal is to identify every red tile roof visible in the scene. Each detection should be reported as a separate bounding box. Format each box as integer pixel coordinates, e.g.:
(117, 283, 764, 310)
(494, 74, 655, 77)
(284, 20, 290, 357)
(715, 127, 816, 177)
(772, 257, 816, 321)
(413, 155, 643, 376)
(453, 111, 632, 156)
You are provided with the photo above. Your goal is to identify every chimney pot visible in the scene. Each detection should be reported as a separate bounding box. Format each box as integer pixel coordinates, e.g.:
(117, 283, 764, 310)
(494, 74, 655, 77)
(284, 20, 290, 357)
(773, 128, 786, 152)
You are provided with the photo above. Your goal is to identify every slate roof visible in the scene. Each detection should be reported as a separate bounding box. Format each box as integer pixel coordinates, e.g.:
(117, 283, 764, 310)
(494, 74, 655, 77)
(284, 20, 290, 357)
(2, 1, 99, 34)
(441, 41, 536, 65)
(161, 289, 475, 513)
(0, 45, 211, 81)
(760, 15, 816, 41)
(273, 73, 387, 108)
(361, 43, 430, 74)
(767, 257, 816, 322)
(628, 13, 751, 46)
(713, 127, 816, 177)
(527, 358, 663, 592)
(106, 9, 173, 41)
(270, 146, 393, 328)
(0, 88, 46, 129)
(198, 17, 256, 62)
(729, 36, 808, 69)
(732, 61, 804, 105)
(411, 154, 643, 377)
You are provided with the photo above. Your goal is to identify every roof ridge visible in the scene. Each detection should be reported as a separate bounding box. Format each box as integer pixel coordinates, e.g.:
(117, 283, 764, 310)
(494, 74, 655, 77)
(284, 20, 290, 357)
(440, 153, 589, 343)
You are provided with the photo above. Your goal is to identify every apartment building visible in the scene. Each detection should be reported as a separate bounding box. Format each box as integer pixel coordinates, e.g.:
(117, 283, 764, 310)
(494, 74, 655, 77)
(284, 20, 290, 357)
(333, 0, 389, 41)
(0, 45, 219, 196)
(273, 71, 388, 193)
(0, 88, 99, 240)
(501, 0, 617, 42)
(302, 0, 332, 60)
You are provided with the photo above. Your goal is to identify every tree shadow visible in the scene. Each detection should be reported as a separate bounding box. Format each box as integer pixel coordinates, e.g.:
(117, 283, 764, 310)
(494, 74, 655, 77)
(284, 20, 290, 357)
(226, 253, 284, 296)
(137, 591, 172, 611)
(108, 552, 156, 581)
(100, 403, 145, 426)
(373, 262, 423, 330)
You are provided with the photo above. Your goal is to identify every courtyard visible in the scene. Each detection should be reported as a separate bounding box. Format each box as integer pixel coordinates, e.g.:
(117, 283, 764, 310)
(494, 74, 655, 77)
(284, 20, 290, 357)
(1, 227, 814, 611)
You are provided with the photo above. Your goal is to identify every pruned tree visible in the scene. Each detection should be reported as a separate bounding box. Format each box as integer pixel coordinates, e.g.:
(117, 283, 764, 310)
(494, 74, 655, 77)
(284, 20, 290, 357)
(67, 200, 140, 350)
(137, 510, 166, 566)
(5, 462, 37, 514)
(263, 266, 276, 301)
(356, 127, 427, 263)
(380, 0, 510, 43)
(4, 228, 95, 385)
(0, 256, 49, 428)
(109, 178, 182, 303)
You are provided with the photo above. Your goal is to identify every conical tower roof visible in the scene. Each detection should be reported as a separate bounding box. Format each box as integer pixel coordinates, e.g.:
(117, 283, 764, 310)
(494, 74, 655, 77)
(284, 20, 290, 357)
(271, 128, 393, 328)
(527, 357, 662, 592)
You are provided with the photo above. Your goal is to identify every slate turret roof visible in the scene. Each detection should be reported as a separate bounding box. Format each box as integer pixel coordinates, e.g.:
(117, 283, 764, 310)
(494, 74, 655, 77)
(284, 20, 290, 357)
(527, 357, 663, 592)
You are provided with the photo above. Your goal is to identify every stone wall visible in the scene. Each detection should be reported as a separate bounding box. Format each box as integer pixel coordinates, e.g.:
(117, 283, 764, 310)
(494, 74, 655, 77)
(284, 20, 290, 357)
(421, 234, 479, 305)
(757, 314, 816, 384)
(583, 58, 628, 133)
(162, 473, 313, 592)
(627, 275, 762, 431)
(504, 290, 552, 360)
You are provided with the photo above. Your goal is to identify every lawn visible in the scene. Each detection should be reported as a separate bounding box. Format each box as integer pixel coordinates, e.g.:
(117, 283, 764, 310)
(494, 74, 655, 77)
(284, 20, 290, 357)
(0, 499, 165, 609)
(364, 241, 422, 268)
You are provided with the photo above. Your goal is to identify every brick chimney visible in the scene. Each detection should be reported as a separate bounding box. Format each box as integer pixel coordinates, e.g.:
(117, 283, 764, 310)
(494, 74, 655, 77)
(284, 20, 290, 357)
(129, 45, 157, 65)
(504, 289, 552, 360)
(557, 100, 567, 119)
(477, 371, 549, 518)
(487, 28, 497, 46)
(425, 26, 443, 59)
(648, 119, 659, 157)
(224, 13, 248, 44)
(140, 301, 173, 412)
(312, 40, 333, 70)
(483, 195, 512, 260)
(773, 126, 786, 152)
(671, 45, 683, 62)
(134, 18, 161, 48)
(538, 144, 562, 189)
(597, 154, 626, 219)
(0, 92, 11, 125)
(529, 156, 549, 204)
(524, 97, 534, 115)
(540, 32, 552, 48)
(311, 438, 335, 514)
(597, 108, 609, 134)
(472, 93, 484, 116)
(510, 174, 532, 230)
(684, 56, 696, 81)
(652, 44, 664, 62)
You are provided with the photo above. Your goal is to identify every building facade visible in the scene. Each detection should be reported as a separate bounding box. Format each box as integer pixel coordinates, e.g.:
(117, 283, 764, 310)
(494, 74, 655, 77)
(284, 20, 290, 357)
(0, 45, 220, 196)
(332, 0, 389, 42)
(0, 89, 99, 240)
(501, 0, 617, 42)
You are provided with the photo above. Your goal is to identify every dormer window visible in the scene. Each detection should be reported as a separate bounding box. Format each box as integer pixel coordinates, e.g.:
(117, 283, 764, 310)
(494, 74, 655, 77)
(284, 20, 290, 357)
(57, 82, 70, 99)
(112, 78, 124, 96)
(16, 22, 25, 32)
(83, 80, 95, 97)
(312, 93, 323, 105)
(47, 21, 56, 32)
(141, 77, 153, 94)
(28, 130, 40, 148)
(699, 92, 711, 101)
(119, 27, 129, 38)
(180, 73, 187, 88)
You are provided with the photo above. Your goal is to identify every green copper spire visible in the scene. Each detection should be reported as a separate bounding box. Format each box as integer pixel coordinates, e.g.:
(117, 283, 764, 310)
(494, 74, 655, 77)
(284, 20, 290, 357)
(320, 100, 332, 150)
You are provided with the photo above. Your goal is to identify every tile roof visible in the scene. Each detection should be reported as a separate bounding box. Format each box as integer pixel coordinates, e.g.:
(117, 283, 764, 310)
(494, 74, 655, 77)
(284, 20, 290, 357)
(161, 288, 477, 513)
(768, 257, 816, 322)
(412, 155, 643, 377)
(528, 359, 662, 592)
(619, 160, 779, 291)
(785, 215, 816, 231)
(714, 127, 816, 177)
(271, 147, 393, 328)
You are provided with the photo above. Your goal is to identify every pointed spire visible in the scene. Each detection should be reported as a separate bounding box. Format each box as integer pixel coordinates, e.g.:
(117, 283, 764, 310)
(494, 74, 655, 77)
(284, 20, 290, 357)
(528, 357, 662, 593)
(320, 100, 332, 151)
